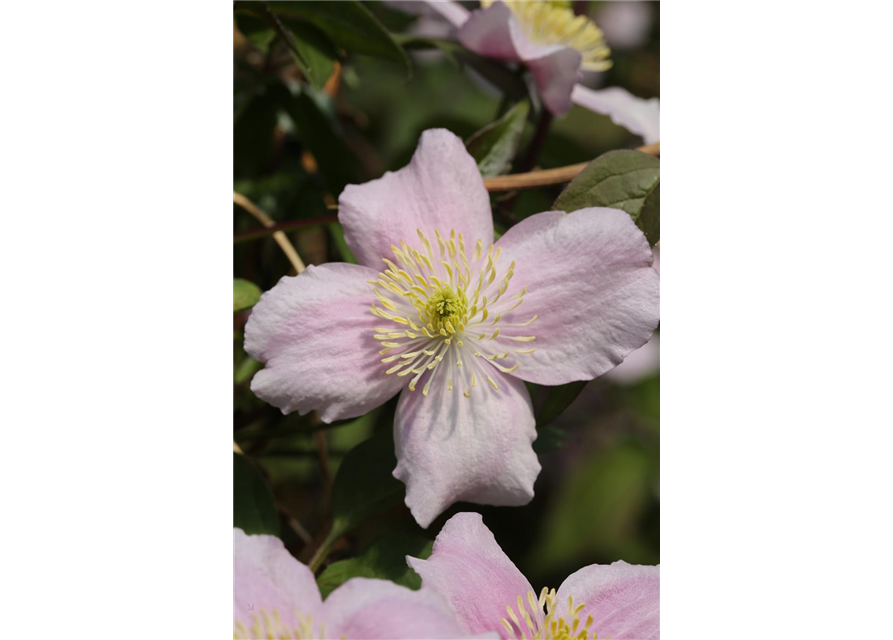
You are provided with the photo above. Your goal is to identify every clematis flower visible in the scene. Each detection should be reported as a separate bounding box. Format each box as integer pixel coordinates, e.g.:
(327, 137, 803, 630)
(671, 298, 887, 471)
(245, 129, 659, 527)
(394, 0, 659, 142)
(407, 512, 660, 639)
(233, 527, 488, 639)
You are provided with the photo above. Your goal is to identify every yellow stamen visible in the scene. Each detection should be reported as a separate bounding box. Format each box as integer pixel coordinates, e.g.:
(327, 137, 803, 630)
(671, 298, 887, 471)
(483, 0, 612, 72)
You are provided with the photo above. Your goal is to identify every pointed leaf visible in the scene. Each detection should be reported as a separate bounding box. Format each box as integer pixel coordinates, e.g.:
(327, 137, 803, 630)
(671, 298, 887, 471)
(536, 380, 588, 427)
(317, 532, 432, 598)
(269, 1, 410, 75)
(466, 100, 530, 177)
(234, 278, 262, 313)
(286, 21, 339, 90)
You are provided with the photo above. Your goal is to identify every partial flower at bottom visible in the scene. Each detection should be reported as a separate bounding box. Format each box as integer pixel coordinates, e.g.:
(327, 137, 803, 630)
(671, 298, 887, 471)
(407, 513, 659, 639)
(233, 528, 488, 639)
(245, 129, 660, 528)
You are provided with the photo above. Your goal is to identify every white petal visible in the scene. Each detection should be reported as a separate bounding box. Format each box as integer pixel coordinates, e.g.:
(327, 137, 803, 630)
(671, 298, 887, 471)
(571, 85, 660, 144)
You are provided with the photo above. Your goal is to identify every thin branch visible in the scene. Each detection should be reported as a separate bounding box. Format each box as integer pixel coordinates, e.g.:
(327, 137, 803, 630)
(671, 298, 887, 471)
(274, 499, 313, 544)
(482, 141, 660, 192)
(233, 191, 306, 273)
(234, 215, 339, 243)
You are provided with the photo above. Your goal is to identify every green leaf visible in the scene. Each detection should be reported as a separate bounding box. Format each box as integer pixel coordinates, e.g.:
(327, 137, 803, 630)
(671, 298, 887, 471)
(466, 100, 530, 177)
(639, 181, 660, 245)
(268, 1, 410, 75)
(317, 532, 432, 598)
(328, 222, 358, 264)
(234, 11, 276, 52)
(533, 424, 568, 454)
(536, 381, 588, 427)
(329, 427, 404, 541)
(234, 278, 262, 313)
(234, 452, 280, 536)
(289, 21, 338, 90)
(553, 150, 660, 244)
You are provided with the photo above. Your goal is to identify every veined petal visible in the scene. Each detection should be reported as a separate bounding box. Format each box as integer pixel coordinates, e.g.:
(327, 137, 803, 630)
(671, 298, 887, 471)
(423, 0, 470, 28)
(571, 85, 660, 144)
(494, 208, 659, 386)
(555, 561, 660, 640)
(233, 529, 323, 636)
(394, 374, 539, 529)
(408, 512, 539, 637)
(339, 129, 493, 270)
(323, 578, 489, 639)
(244, 263, 403, 422)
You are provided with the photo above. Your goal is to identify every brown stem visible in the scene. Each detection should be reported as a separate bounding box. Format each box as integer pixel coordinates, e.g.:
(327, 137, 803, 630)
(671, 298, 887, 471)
(234, 215, 339, 243)
(233, 191, 306, 274)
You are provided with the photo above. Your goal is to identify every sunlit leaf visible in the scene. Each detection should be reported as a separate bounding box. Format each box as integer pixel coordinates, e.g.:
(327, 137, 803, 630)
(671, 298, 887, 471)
(553, 150, 660, 245)
(234, 278, 262, 313)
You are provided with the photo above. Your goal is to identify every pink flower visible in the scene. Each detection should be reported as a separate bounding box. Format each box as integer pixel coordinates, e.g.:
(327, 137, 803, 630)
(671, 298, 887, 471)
(408, 512, 660, 639)
(233, 528, 488, 639)
(245, 129, 659, 527)
(400, 1, 659, 141)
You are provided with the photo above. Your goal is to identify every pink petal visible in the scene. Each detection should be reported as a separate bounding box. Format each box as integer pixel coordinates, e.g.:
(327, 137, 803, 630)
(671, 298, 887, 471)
(525, 47, 583, 115)
(458, 2, 523, 61)
(493, 208, 659, 386)
(460, 2, 582, 114)
(424, 0, 470, 28)
(408, 512, 540, 637)
(605, 333, 660, 385)
(393, 373, 539, 528)
(244, 263, 403, 422)
(339, 129, 494, 270)
(556, 561, 660, 640)
(233, 528, 323, 635)
(324, 577, 488, 639)
(571, 85, 661, 144)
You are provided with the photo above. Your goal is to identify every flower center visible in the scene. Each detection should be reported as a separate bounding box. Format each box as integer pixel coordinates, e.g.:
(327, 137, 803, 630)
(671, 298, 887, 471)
(369, 228, 537, 398)
(484, 0, 613, 72)
(502, 588, 595, 640)
(234, 608, 335, 640)
(425, 285, 468, 333)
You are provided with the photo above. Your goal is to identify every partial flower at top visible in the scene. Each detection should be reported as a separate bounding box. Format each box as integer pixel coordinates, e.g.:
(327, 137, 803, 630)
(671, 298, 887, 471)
(393, 0, 659, 142)
(407, 512, 660, 639)
(245, 129, 660, 528)
(233, 528, 487, 639)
